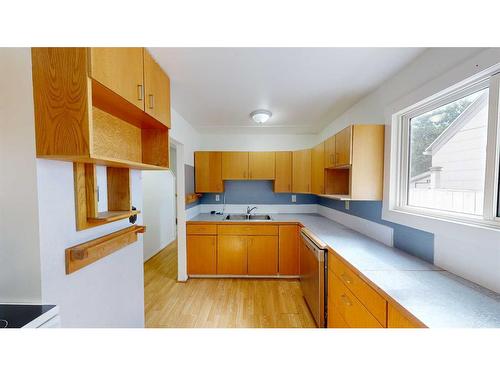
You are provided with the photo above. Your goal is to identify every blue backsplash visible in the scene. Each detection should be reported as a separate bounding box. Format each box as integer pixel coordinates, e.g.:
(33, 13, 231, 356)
(317, 198, 434, 263)
(191, 179, 435, 263)
(200, 180, 318, 204)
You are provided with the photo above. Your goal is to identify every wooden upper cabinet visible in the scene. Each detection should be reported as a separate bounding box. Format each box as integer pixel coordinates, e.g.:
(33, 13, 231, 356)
(222, 152, 249, 180)
(248, 152, 275, 180)
(335, 126, 352, 166)
(143, 49, 171, 127)
(195, 151, 223, 192)
(292, 149, 311, 193)
(89, 48, 145, 110)
(311, 142, 325, 195)
(31, 48, 170, 170)
(324, 135, 336, 169)
(274, 151, 292, 192)
(247, 236, 278, 276)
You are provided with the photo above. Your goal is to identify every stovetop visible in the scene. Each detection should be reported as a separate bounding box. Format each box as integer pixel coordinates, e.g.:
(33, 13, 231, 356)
(0, 304, 56, 328)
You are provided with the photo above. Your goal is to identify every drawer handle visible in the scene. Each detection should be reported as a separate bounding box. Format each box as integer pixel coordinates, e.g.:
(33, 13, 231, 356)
(148, 94, 155, 109)
(340, 273, 352, 285)
(137, 84, 144, 101)
(341, 294, 352, 306)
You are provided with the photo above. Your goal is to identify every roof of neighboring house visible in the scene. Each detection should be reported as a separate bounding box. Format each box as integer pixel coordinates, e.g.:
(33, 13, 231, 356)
(423, 91, 488, 156)
(409, 171, 431, 184)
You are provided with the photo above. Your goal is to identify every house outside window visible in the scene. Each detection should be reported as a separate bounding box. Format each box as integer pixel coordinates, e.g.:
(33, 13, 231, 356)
(392, 67, 500, 229)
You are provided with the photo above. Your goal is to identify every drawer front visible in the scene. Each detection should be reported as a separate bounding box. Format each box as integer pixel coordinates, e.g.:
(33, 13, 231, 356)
(217, 224, 278, 236)
(329, 254, 387, 326)
(187, 224, 217, 235)
(330, 271, 383, 328)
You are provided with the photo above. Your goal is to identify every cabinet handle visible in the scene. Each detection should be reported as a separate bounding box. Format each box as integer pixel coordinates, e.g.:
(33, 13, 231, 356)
(148, 94, 155, 109)
(341, 294, 352, 306)
(137, 84, 144, 101)
(340, 273, 352, 285)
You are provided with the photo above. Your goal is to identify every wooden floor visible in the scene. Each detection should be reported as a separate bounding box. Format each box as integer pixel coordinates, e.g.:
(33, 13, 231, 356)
(144, 241, 316, 328)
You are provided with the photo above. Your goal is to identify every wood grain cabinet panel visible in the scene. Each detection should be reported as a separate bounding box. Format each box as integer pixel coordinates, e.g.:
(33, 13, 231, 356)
(195, 151, 223, 192)
(292, 149, 311, 193)
(187, 235, 217, 275)
(388, 303, 425, 328)
(217, 235, 248, 275)
(274, 151, 292, 192)
(330, 272, 383, 328)
(335, 126, 352, 166)
(329, 254, 387, 325)
(217, 225, 278, 236)
(89, 47, 144, 110)
(248, 152, 275, 180)
(311, 142, 325, 195)
(187, 224, 217, 235)
(278, 225, 300, 275)
(324, 135, 336, 169)
(143, 49, 171, 126)
(222, 152, 249, 180)
(247, 236, 278, 275)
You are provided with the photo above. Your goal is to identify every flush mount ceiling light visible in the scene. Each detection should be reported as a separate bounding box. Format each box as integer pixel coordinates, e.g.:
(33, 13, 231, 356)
(250, 109, 272, 124)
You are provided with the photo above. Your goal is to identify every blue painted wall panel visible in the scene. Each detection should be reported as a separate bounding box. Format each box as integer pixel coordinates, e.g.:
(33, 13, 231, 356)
(317, 197, 434, 263)
(200, 180, 318, 205)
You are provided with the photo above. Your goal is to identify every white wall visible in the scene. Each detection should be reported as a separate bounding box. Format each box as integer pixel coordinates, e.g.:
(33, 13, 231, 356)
(170, 109, 201, 166)
(0, 48, 42, 303)
(142, 169, 176, 261)
(199, 133, 316, 151)
(37, 160, 145, 327)
(318, 47, 500, 293)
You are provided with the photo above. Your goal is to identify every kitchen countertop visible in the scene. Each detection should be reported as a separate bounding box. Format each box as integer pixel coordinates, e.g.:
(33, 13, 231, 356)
(189, 213, 500, 328)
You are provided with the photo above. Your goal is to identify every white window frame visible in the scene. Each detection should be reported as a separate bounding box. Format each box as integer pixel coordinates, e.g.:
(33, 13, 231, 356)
(390, 65, 500, 230)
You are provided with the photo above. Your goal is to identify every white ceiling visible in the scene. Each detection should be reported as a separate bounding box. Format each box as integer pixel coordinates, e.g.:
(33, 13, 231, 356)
(149, 48, 425, 134)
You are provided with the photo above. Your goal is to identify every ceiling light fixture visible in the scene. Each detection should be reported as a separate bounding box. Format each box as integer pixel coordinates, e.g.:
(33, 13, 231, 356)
(250, 109, 272, 124)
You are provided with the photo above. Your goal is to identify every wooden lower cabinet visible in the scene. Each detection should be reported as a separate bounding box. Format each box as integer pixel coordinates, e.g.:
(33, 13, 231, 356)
(278, 225, 300, 275)
(187, 235, 217, 275)
(329, 272, 383, 328)
(217, 235, 248, 275)
(388, 303, 424, 328)
(247, 236, 278, 275)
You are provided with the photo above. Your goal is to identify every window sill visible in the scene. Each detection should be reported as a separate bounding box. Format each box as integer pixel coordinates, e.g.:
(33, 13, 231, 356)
(383, 205, 500, 234)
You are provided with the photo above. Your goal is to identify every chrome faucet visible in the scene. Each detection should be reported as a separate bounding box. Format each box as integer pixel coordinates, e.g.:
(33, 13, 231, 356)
(246, 206, 258, 216)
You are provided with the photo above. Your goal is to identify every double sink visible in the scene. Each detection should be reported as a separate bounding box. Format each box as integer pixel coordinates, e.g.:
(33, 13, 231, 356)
(225, 214, 272, 221)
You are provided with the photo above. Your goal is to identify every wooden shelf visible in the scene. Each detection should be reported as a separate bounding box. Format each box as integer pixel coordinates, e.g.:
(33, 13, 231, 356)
(65, 225, 146, 274)
(318, 194, 352, 201)
(88, 210, 141, 224)
(186, 193, 202, 205)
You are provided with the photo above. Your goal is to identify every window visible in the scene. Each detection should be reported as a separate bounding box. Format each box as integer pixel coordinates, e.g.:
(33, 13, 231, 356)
(393, 68, 500, 228)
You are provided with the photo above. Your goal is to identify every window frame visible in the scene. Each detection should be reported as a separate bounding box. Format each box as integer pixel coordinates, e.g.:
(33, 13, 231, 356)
(391, 67, 500, 230)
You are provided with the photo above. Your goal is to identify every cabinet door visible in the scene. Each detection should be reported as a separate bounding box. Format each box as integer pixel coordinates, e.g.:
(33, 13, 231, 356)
(324, 135, 336, 168)
(327, 269, 349, 328)
(143, 49, 171, 126)
(278, 225, 299, 275)
(217, 235, 247, 275)
(335, 126, 352, 166)
(274, 151, 292, 192)
(187, 235, 217, 275)
(90, 48, 144, 110)
(248, 152, 275, 180)
(292, 149, 311, 193)
(221, 152, 249, 180)
(195, 151, 223, 192)
(311, 142, 325, 195)
(247, 236, 278, 275)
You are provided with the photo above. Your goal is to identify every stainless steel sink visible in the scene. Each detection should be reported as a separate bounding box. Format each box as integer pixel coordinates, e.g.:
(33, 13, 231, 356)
(225, 214, 272, 221)
(225, 214, 249, 221)
(248, 214, 272, 221)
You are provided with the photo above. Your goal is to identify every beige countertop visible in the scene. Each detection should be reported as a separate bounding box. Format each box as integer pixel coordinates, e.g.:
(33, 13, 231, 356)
(188, 213, 500, 327)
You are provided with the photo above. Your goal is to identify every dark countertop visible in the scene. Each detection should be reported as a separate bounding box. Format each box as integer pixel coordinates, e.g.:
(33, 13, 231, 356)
(189, 213, 500, 327)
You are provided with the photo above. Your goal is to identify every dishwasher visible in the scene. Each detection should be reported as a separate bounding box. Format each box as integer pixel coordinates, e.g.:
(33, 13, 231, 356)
(299, 227, 328, 328)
